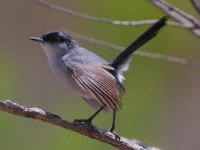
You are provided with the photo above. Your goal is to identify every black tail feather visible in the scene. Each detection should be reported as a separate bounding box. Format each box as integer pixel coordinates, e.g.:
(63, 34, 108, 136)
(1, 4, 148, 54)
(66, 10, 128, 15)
(109, 16, 168, 69)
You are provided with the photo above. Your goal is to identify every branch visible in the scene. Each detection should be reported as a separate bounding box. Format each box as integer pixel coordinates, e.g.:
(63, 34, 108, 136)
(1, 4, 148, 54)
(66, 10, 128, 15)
(32, 0, 183, 28)
(149, 0, 200, 37)
(191, 0, 200, 15)
(62, 29, 200, 69)
(0, 100, 161, 150)
(32, 0, 200, 68)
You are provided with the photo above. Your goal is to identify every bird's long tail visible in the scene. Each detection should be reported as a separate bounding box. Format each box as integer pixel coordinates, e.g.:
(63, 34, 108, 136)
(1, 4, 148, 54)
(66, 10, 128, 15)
(109, 16, 168, 69)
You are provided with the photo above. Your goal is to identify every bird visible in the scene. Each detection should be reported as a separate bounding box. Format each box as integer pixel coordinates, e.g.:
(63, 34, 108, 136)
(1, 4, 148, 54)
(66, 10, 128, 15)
(30, 16, 168, 133)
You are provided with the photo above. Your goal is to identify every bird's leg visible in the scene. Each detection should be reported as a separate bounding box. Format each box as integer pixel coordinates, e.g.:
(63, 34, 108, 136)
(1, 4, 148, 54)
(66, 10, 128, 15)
(110, 109, 120, 140)
(74, 106, 105, 124)
(110, 109, 116, 132)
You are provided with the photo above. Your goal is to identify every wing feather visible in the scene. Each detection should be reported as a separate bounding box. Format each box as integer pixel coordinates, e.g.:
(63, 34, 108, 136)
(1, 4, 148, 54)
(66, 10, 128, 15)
(85, 73, 122, 108)
(79, 77, 112, 109)
(84, 74, 120, 110)
(72, 64, 125, 112)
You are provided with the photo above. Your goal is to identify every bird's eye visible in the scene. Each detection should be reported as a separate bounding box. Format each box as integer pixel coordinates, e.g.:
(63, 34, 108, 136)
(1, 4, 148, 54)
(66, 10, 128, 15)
(52, 36, 60, 43)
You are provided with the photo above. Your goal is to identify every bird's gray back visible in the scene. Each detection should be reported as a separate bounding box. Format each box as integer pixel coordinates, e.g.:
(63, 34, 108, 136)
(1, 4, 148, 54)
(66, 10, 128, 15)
(62, 47, 108, 67)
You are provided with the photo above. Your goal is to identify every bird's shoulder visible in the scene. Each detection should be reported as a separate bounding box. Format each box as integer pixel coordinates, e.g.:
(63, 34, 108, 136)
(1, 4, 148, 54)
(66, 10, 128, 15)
(62, 47, 107, 65)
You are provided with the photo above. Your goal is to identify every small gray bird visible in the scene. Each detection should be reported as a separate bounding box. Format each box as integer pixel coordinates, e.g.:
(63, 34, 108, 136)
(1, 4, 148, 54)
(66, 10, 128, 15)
(30, 16, 168, 132)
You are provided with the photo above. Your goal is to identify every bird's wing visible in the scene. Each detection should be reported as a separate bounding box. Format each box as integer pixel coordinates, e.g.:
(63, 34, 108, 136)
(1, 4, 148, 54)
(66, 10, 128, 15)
(68, 64, 125, 111)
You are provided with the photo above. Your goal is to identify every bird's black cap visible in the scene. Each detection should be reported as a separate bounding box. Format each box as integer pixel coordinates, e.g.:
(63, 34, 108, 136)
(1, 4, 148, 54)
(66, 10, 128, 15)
(30, 32, 72, 44)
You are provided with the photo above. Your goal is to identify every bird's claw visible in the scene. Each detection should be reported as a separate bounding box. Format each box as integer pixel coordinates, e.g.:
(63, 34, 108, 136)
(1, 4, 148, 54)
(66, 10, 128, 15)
(73, 118, 92, 125)
(110, 129, 120, 141)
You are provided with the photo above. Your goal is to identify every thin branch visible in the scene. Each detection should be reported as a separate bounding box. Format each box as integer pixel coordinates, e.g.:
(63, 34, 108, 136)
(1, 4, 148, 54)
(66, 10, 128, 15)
(0, 100, 161, 150)
(32, 0, 184, 28)
(32, 0, 200, 66)
(62, 30, 200, 69)
(150, 0, 200, 26)
(149, 0, 200, 37)
(191, 0, 200, 14)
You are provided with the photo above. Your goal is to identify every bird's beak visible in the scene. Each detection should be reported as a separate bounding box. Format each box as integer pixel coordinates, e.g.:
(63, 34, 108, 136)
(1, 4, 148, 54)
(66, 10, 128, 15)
(30, 37, 43, 43)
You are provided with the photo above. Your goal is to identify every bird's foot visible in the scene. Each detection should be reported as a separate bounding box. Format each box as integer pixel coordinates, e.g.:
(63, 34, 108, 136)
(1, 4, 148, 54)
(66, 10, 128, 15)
(110, 128, 120, 141)
(73, 118, 93, 125)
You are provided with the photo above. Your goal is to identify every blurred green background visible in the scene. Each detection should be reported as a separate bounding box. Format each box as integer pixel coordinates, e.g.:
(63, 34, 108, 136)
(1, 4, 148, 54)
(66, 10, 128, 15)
(0, 0, 200, 150)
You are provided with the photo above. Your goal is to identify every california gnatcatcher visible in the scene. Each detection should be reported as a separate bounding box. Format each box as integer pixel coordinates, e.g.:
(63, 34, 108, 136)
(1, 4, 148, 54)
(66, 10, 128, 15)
(30, 16, 168, 133)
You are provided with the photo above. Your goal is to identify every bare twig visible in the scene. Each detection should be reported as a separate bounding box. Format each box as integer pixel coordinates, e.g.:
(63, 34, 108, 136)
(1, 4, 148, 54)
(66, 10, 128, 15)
(150, 0, 200, 26)
(63, 30, 200, 69)
(0, 100, 162, 150)
(191, 0, 200, 14)
(32, 0, 200, 67)
(149, 0, 200, 37)
(32, 0, 184, 28)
